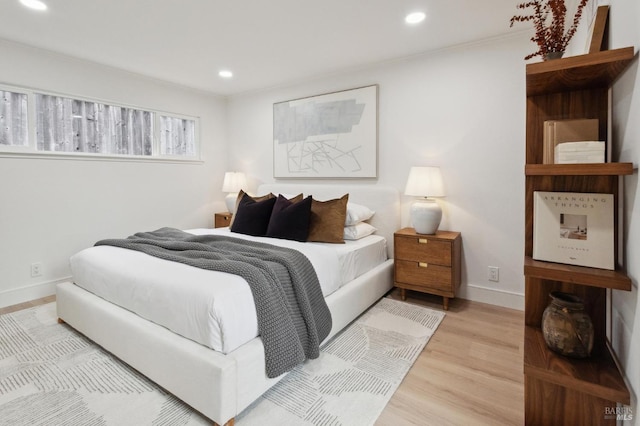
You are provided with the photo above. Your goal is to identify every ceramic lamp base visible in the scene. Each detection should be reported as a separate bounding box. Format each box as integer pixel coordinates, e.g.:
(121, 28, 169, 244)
(410, 198, 442, 234)
(225, 193, 238, 214)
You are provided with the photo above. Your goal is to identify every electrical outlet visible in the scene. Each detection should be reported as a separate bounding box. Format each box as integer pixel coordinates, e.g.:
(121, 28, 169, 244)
(488, 266, 499, 282)
(31, 262, 43, 277)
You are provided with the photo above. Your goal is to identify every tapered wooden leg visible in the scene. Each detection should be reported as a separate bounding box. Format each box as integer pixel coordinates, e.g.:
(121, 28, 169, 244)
(213, 418, 234, 426)
(401, 288, 406, 301)
(443, 297, 449, 311)
(57, 318, 65, 324)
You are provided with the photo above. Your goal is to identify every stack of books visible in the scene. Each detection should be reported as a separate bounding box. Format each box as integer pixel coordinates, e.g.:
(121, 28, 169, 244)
(555, 141, 605, 163)
(543, 118, 603, 164)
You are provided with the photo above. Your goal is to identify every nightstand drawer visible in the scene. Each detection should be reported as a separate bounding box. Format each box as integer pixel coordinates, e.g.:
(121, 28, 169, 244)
(214, 212, 233, 228)
(395, 236, 452, 266)
(394, 259, 452, 289)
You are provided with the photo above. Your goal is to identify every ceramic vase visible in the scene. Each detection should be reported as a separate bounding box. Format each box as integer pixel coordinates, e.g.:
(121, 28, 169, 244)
(544, 50, 565, 61)
(542, 291, 594, 358)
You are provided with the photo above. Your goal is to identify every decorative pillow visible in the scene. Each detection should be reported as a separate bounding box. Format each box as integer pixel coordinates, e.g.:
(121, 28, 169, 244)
(230, 193, 277, 236)
(229, 190, 275, 227)
(277, 193, 303, 201)
(344, 222, 377, 240)
(266, 195, 313, 241)
(345, 202, 375, 226)
(307, 194, 349, 243)
(286, 193, 304, 203)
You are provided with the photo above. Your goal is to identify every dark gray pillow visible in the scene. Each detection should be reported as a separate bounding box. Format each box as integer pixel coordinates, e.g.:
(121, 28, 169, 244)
(266, 195, 312, 242)
(230, 194, 277, 236)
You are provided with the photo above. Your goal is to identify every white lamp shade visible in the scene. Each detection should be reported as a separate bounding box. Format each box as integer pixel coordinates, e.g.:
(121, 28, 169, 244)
(222, 172, 247, 193)
(404, 166, 445, 198)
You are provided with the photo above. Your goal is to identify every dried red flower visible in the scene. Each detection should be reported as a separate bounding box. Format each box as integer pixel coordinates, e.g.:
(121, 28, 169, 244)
(510, 0, 590, 60)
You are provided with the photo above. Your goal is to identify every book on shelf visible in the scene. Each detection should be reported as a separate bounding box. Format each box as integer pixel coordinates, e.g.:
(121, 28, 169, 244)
(543, 119, 599, 164)
(533, 191, 614, 270)
(554, 141, 605, 164)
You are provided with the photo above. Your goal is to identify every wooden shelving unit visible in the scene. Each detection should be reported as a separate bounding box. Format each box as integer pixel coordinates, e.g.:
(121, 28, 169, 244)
(523, 47, 635, 425)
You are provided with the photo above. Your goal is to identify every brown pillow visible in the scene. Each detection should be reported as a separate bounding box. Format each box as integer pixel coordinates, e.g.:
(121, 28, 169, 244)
(287, 193, 304, 203)
(307, 194, 349, 243)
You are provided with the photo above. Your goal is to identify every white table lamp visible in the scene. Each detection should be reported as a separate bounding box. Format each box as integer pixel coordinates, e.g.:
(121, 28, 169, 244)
(222, 172, 247, 214)
(404, 166, 445, 234)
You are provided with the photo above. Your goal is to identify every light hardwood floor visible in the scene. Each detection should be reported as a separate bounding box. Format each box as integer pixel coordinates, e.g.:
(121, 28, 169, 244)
(379, 289, 524, 426)
(0, 294, 56, 315)
(0, 290, 524, 425)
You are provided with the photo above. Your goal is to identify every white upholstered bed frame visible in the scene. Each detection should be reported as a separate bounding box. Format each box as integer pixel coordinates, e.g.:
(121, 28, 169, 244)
(56, 184, 399, 425)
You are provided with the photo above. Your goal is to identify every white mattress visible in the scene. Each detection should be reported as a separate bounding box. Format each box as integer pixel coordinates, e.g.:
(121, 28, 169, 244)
(69, 228, 386, 354)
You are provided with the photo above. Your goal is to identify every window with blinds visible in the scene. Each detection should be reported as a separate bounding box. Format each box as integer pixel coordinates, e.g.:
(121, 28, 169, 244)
(159, 115, 196, 156)
(35, 94, 154, 155)
(0, 90, 28, 147)
(0, 85, 198, 160)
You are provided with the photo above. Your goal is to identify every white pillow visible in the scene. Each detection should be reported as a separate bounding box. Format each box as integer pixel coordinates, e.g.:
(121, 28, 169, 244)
(344, 222, 377, 240)
(345, 202, 375, 226)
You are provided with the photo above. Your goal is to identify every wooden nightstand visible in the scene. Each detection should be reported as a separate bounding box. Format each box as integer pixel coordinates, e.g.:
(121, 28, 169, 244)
(214, 212, 233, 228)
(394, 228, 461, 310)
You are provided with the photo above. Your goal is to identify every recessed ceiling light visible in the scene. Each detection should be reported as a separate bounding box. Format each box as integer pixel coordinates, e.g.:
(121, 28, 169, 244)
(405, 12, 426, 25)
(19, 0, 47, 11)
(218, 70, 233, 79)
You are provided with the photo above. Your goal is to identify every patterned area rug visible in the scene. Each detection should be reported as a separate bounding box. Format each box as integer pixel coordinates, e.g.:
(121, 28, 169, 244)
(0, 298, 444, 425)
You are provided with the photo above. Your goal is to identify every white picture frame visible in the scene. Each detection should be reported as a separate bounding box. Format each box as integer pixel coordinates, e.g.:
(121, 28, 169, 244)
(533, 191, 614, 270)
(273, 85, 378, 178)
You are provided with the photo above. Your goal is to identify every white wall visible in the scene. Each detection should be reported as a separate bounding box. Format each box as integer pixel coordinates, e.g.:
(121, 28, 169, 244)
(606, 0, 640, 421)
(0, 40, 228, 307)
(227, 34, 531, 309)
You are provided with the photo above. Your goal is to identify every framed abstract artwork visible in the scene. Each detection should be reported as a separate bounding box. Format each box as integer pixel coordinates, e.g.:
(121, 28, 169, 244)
(273, 85, 378, 178)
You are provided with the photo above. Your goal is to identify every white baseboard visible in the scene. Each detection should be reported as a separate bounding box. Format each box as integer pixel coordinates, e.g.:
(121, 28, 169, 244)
(460, 284, 524, 311)
(0, 277, 69, 309)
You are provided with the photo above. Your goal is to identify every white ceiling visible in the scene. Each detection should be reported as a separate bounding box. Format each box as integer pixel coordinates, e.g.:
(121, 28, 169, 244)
(0, 0, 519, 96)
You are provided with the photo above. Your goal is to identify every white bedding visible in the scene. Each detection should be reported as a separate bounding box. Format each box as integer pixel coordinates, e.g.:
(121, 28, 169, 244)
(70, 228, 386, 354)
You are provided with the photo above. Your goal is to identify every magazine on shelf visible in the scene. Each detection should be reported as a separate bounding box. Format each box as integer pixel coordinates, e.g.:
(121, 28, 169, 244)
(533, 191, 614, 270)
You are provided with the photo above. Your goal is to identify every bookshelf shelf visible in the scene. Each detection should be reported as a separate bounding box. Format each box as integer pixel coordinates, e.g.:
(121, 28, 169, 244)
(526, 47, 635, 96)
(525, 162, 634, 176)
(524, 327, 630, 404)
(523, 46, 634, 425)
(524, 256, 631, 291)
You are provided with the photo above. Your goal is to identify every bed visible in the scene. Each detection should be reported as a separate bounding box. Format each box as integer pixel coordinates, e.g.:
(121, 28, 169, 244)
(56, 183, 399, 425)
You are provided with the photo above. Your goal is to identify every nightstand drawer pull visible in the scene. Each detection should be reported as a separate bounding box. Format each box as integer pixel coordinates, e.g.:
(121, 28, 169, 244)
(418, 238, 428, 244)
(419, 262, 428, 268)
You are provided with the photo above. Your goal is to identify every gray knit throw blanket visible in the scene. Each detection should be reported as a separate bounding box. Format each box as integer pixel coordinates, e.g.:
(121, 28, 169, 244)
(96, 227, 332, 378)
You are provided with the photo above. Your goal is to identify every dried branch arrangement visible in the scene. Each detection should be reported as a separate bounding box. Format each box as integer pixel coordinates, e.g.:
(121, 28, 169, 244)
(510, 0, 590, 60)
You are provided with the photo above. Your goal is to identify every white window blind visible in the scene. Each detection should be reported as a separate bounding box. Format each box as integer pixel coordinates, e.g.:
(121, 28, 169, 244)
(35, 94, 154, 156)
(160, 115, 196, 156)
(0, 84, 199, 161)
(0, 90, 28, 147)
